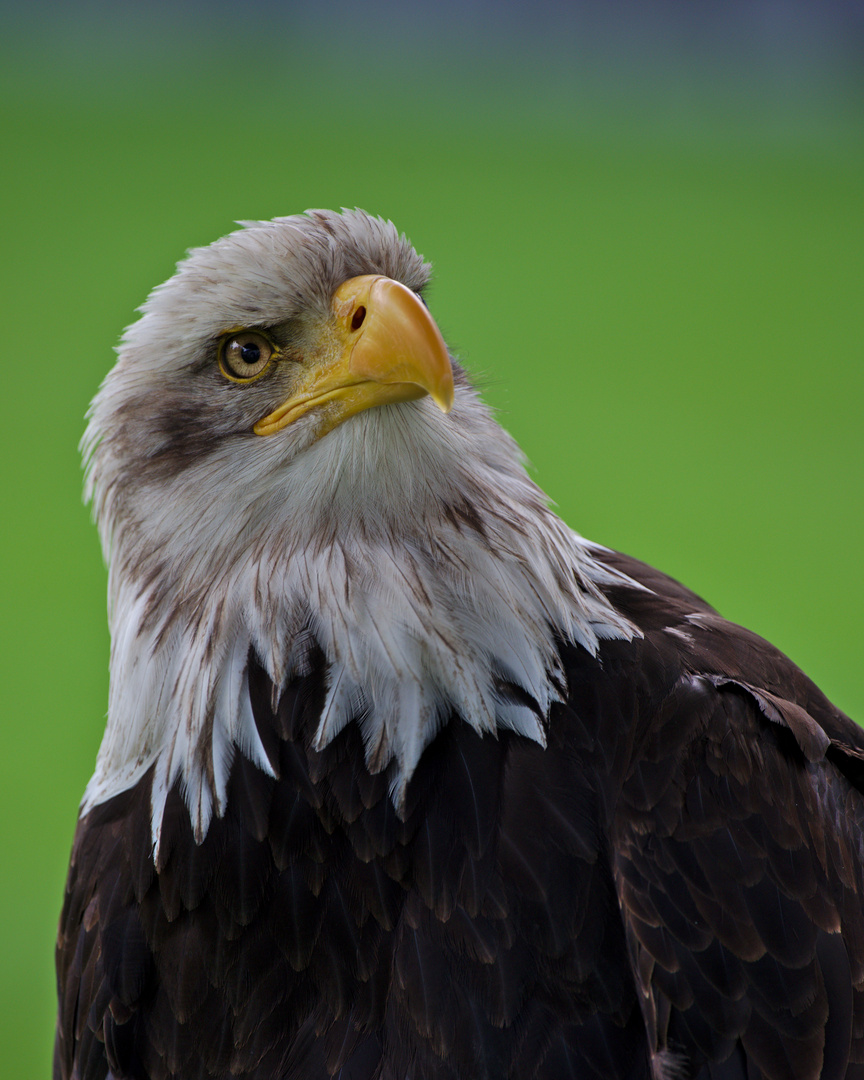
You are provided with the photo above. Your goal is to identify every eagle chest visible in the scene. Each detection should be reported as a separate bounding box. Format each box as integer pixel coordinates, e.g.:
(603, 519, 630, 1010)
(58, 655, 647, 1079)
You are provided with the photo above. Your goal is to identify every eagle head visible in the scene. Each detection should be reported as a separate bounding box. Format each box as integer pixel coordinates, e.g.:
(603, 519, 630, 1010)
(81, 209, 634, 851)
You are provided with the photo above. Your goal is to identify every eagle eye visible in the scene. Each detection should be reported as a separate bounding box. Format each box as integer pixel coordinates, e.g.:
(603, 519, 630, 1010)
(219, 331, 275, 382)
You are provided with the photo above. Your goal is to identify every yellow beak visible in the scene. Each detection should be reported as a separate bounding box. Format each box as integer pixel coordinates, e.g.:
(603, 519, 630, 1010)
(253, 275, 454, 438)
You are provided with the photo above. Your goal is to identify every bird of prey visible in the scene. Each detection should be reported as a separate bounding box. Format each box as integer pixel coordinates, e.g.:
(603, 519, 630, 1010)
(56, 209, 864, 1080)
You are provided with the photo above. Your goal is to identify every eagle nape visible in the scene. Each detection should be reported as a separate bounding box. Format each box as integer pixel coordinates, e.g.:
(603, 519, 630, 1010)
(56, 208, 864, 1080)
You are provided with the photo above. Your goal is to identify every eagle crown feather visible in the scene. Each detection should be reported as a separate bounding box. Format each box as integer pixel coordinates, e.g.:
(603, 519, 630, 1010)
(80, 208, 638, 855)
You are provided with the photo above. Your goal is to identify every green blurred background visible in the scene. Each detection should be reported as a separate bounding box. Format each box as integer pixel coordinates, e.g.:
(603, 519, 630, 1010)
(2, 1, 862, 1073)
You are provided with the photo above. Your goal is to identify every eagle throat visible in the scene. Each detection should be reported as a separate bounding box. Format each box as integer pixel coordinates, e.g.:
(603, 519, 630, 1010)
(82, 406, 638, 856)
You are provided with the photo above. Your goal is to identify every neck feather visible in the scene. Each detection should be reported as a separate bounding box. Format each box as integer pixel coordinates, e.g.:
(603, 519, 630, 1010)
(83, 391, 639, 854)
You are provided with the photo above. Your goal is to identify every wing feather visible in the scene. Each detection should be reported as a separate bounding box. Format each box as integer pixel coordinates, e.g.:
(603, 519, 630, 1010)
(614, 671, 864, 1080)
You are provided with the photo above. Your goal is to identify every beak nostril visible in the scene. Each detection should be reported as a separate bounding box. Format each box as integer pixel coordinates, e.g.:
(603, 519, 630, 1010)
(351, 306, 367, 332)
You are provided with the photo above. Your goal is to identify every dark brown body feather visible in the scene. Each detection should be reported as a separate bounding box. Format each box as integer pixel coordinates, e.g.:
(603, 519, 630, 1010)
(55, 552, 864, 1079)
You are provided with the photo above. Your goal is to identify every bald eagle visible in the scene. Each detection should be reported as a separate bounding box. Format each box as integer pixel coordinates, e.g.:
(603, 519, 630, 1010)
(56, 210, 864, 1080)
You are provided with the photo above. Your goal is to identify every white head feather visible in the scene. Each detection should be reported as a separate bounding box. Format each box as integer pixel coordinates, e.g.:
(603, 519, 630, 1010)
(80, 209, 638, 855)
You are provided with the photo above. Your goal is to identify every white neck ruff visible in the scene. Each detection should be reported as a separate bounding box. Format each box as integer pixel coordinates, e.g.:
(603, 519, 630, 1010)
(83, 393, 639, 855)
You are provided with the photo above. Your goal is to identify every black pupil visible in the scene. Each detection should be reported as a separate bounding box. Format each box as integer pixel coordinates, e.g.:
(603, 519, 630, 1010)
(240, 341, 261, 366)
